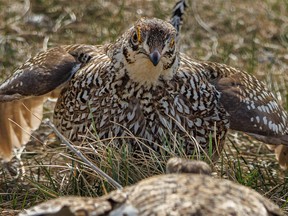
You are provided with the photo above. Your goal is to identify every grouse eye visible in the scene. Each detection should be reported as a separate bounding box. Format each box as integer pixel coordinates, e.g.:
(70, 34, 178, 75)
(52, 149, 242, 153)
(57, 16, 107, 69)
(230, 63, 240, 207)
(169, 37, 175, 49)
(131, 31, 139, 45)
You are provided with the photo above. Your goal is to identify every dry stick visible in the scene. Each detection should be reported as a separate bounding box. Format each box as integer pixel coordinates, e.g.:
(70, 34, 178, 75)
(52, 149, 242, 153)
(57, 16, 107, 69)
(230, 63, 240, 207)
(19, 103, 122, 189)
(43, 118, 123, 190)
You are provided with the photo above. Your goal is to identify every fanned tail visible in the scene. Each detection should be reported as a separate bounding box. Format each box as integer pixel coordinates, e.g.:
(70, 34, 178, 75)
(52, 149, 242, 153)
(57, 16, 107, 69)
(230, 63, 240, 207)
(170, 0, 188, 45)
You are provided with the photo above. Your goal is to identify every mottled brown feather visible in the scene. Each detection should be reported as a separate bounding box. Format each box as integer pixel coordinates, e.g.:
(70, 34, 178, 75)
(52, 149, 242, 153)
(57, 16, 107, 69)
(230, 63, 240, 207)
(0, 45, 99, 160)
(20, 159, 283, 216)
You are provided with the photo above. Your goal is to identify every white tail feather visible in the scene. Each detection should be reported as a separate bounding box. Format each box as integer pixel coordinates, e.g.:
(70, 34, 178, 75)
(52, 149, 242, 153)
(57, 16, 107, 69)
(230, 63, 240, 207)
(266, 144, 288, 170)
(0, 96, 47, 161)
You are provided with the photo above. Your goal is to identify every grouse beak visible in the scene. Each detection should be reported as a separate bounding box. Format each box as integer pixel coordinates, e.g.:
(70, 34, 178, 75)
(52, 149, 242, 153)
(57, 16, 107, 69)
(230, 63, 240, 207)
(149, 49, 161, 66)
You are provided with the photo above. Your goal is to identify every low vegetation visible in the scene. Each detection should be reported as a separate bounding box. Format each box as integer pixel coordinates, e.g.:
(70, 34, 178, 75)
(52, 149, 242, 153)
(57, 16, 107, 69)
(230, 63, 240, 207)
(0, 0, 287, 215)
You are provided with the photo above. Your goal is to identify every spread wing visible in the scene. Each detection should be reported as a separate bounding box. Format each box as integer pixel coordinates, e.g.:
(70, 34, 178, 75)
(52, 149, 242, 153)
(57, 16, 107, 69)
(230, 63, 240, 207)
(0, 44, 100, 161)
(180, 54, 288, 169)
(202, 61, 288, 169)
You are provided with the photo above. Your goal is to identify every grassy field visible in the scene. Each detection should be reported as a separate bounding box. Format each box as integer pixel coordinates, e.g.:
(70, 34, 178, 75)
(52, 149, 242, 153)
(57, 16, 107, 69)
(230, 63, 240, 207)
(0, 0, 288, 215)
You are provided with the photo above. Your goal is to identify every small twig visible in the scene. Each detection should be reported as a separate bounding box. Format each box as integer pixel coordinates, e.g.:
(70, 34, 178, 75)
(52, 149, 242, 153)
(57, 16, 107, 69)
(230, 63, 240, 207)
(43, 118, 123, 190)
(6, 0, 31, 27)
(8, 118, 43, 145)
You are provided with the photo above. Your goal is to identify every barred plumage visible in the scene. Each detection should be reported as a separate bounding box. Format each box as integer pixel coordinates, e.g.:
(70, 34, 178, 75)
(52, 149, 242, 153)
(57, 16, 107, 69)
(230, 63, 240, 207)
(53, 18, 228, 160)
(20, 158, 282, 216)
(0, 0, 187, 162)
(0, 17, 288, 168)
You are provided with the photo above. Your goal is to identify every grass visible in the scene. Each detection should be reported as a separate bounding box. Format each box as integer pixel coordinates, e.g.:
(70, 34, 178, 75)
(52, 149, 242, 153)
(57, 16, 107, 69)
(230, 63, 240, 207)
(0, 0, 288, 215)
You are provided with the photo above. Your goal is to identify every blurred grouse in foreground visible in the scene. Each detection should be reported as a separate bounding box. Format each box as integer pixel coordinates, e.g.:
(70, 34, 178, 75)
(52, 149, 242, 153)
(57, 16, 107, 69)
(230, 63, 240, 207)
(0, 17, 288, 168)
(20, 158, 282, 216)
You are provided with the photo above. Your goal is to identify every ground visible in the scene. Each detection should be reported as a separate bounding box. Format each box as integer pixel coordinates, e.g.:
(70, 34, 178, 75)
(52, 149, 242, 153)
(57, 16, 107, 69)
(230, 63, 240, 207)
(0, 0, 287, 215)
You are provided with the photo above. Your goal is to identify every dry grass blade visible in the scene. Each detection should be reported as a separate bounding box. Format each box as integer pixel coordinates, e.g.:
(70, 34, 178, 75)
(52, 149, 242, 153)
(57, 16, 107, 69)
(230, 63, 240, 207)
(43, 119, 123, 190)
